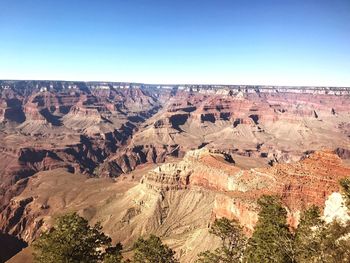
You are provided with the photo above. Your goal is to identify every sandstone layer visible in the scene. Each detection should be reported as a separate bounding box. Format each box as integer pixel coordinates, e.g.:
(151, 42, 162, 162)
(2, 149, 350, 262)
(0, 81, 349, 262)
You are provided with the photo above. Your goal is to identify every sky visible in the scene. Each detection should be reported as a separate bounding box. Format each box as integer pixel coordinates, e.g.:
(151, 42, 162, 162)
(0, 0, 349, 86)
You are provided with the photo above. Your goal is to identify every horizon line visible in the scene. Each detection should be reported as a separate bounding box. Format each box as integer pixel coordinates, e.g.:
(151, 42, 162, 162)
(1, 79, 350, 89)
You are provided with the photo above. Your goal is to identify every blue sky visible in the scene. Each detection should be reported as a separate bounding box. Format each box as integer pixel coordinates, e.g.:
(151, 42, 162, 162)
(0, 0, 349, 86)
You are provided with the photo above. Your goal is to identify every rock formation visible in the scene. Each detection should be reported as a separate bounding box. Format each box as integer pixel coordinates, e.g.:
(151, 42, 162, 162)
(2, 148, 350, 262)
(0, 81, 349, 262)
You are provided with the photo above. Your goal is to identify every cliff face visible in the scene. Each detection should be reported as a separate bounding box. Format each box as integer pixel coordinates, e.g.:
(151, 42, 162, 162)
(126, 86, 350, 172)
(142, 148, 238, 191)
(0, 83, 165, 229)
(142, 148, 350, 231)
(1, 82, 349, 178)
(0, 81, 350, 262)
(1, 149, 349, 262)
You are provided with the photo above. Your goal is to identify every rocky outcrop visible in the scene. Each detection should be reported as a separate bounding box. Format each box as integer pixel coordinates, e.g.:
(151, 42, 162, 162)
(0, 98, 26, 123)
(23, 99, 47, 122)
(0, 82, 164, 208)
(0, 81, 350, 262)
(323, 192, 350, 224)
(2, 148, 349, 262)
(335, 148, 350, 160)
(99, 144, 180, 177)
(1, 81, 349, 175)
(142, 148, 238, 191)
(127, 86, 350, 171)
(142, 149, 350, 231)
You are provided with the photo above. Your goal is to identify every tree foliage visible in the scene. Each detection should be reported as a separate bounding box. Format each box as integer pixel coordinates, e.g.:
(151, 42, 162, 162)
(244, 195, 293, 263)
(133, 234, 178, 263)
(197, 184, 350, 263)
(32, 176, 350, 263)
(32, 213, 178, 263)
(196, 218, 246, 263)
(340, 178, 350, 208)
(294, 205, 325, 263)
(318, 220, 350, 262)
(104, 243, 124, 263)
(33, 212, 119, 263)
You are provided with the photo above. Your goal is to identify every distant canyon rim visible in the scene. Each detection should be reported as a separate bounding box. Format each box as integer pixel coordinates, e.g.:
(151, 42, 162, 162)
(0, 80, 349, 262)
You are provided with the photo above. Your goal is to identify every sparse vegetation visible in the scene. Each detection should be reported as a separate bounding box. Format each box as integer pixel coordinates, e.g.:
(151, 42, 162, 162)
(103, 243, 124, 263)
(294, 205, 325, 262)
(133, 234, 178, 263)
(33, 212, 113, 263)
(340, 178, 350, 207)
(197, 179, 350, 263)
(244, 195, 293, 263)
(196, 218, 246, 263)
(32, 178, 350, 263)
(32, 212, 176, 263)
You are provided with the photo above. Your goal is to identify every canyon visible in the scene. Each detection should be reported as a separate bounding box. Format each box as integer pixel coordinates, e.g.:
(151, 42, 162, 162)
(0, 80, 349, 262)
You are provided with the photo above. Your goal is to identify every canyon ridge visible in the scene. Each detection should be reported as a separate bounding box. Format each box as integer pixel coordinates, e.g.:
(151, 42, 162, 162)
(0, 81, 349, 262)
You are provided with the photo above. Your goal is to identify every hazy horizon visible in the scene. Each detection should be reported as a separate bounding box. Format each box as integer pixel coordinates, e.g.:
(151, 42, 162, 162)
(1, 0, 349, 86)
(2, 78, 350, 88)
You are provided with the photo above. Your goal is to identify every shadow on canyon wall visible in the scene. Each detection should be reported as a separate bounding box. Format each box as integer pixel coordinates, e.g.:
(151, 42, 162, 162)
(0, 233, 27, 262)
